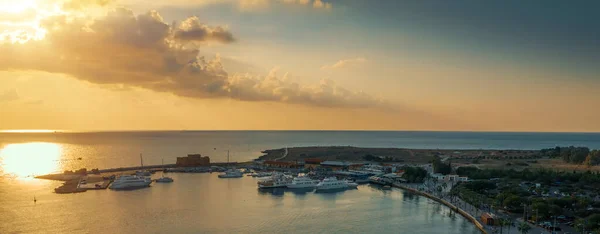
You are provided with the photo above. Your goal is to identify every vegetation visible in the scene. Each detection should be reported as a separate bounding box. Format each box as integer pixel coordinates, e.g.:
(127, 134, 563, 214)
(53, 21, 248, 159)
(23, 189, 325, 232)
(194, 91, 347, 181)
(400, 166, 427, 183)
(452, 167, 600, 233)
(363, 154, 402, 162)
(432, 156, 452, 175)
(541, 146, 600, 166)
(517, 222, 531, 234)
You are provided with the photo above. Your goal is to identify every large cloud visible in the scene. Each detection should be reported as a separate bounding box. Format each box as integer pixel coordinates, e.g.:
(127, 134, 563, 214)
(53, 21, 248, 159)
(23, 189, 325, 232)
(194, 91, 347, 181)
(0, 8, 383, 108)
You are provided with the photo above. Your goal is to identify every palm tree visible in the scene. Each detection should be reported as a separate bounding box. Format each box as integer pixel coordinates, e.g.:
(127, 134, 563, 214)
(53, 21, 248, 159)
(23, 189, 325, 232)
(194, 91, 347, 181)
(517, 222, 531, 234)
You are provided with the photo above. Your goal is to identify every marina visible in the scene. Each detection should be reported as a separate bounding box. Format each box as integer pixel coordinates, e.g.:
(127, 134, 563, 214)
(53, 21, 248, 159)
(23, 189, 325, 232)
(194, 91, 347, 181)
(1, 172, 480, 234)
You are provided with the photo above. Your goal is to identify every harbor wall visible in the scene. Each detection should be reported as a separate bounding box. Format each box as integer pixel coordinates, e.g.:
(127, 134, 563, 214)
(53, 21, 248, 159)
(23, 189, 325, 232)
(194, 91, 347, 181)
(392, 183, 487, 234)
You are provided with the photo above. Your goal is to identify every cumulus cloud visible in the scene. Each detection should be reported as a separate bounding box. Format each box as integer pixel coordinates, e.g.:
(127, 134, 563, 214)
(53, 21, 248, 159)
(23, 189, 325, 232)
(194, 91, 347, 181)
(173, 17, 235, 43)
(0, 8, 383, 109)
(0, 89, 20, 102)
(321, 57, 367, 70)
(229, 69, 385, 107)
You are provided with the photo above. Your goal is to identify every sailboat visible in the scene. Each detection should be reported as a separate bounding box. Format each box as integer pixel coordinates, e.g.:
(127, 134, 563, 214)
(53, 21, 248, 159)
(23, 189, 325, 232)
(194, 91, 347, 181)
(135, 153, 151, 177)
(218, 150, 243, 178)
(156, 159, 174, 183)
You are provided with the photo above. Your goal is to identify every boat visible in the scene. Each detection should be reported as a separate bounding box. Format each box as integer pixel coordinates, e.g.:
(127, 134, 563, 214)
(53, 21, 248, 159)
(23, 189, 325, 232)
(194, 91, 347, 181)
(345, 180, 359, 189)
(382, 185, 392, 190)
(252, 172, 273, 178)
(258, 173, 292, 188)
(315, 177, 352, 191)
(135, 153, 151, 177)
(287, 176, 319, 189)
(155, 177, 174, 183)
(135, 170, 151, 177)
(155, 159, 174, 183)
(109, 175, 152, 190)
(219, 169, 243, 178)
(218, 150, 243, 178)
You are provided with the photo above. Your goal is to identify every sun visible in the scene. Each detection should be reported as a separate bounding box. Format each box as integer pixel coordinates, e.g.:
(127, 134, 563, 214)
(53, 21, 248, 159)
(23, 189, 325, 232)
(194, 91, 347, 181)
(0, 0, 37, 13)
(0, 142, 63, 178)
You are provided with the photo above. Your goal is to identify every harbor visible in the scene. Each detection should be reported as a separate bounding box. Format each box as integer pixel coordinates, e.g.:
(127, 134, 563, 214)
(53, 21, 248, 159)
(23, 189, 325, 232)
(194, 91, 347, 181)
(28, 146, 590, 234)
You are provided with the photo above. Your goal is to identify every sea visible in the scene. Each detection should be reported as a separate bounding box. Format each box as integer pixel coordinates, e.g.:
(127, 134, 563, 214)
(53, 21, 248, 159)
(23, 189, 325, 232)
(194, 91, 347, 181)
(1, 131, 599, 233)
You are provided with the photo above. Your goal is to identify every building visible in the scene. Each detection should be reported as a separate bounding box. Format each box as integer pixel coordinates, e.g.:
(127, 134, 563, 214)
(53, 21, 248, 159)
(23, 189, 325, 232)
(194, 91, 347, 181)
(457, 176, 469, 182)
(303, 158, 325, 170)
(481, 212, 496, 226)
(176, 154, 210, 167)
(264, 161, 302, 169)
(430, 173, 445, 181)
(320, 161, 364, 171)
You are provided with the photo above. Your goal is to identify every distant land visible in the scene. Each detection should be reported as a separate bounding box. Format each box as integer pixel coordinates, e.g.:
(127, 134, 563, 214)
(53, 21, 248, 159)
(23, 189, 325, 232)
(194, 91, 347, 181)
(258, 146, 600, 172)
(258, 146, 538, 163)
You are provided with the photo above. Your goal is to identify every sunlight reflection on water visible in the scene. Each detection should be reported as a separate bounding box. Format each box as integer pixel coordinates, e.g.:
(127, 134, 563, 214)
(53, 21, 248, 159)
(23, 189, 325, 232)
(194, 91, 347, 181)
(0, 142, 62, 178)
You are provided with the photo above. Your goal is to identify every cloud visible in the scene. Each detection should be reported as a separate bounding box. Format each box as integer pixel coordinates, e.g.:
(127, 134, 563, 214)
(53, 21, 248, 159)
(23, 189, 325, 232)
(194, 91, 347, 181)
(62, 0, 114, 10)
(312, 0, 331, 9)
(0, 89, 20, 102)
(321, 57, 367, 70)
(0, 8, 38, 23)
(229, 69, 386, 107)
(173, 17, 235, 43)
(0, 8, 383, 109)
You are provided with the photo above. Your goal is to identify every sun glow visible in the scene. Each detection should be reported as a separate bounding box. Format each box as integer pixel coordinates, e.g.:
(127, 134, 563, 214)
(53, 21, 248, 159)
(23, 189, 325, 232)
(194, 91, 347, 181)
(0, 129, 59, 133)
(0, 0, 37, 13)
(0, 142, 62, 178)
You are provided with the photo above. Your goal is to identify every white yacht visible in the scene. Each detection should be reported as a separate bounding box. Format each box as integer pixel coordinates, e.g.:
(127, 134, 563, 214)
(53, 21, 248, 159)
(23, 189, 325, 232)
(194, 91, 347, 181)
(109, 175, 152, 190)
(258, 173, 292, 188)
(287, 176, 319, 189)
(315, 177, 351, 191)
(219, 169, 243, 178)
(345, 180, 359, 189)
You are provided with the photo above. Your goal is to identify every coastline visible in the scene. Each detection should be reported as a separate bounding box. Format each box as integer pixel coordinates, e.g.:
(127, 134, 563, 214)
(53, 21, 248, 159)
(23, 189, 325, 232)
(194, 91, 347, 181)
(392, 183, 488, 234)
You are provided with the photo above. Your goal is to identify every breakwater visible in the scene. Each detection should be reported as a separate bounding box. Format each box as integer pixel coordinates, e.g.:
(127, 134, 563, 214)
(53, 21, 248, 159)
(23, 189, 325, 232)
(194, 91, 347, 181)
(392, 183, 487, 234)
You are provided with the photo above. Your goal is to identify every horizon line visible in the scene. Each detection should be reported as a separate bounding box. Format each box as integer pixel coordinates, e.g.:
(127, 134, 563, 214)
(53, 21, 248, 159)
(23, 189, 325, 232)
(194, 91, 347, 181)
(1, 129, 600, 134)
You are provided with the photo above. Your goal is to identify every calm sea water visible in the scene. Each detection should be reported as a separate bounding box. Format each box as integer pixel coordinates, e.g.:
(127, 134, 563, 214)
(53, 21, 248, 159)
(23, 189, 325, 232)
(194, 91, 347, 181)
(2, 131, 598, 233)
(1, 131, 600, 177)
(0, 173, 480, 234)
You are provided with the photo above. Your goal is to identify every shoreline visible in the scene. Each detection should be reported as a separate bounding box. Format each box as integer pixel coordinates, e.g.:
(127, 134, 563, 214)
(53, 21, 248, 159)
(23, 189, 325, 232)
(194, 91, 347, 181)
(392, 183, 487, 234)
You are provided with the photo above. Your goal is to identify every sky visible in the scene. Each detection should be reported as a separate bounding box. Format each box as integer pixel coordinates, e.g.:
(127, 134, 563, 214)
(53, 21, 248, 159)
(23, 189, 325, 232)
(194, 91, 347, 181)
(0, 0, 599, 132)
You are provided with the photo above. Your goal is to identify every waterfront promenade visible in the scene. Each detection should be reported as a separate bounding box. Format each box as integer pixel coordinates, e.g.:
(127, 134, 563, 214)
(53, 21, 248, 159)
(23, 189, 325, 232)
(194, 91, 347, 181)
(397, 182, 554, 234)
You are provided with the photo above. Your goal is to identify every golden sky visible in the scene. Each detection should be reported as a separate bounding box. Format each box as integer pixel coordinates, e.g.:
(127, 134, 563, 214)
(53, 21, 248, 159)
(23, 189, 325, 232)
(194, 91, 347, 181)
(1, 0, 599, 132)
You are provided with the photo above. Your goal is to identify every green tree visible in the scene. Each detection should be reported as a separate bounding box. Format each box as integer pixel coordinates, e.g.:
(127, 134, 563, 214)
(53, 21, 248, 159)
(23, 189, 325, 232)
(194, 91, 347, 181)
(503, 195, 522, 211)
(518, 222, 531, 234)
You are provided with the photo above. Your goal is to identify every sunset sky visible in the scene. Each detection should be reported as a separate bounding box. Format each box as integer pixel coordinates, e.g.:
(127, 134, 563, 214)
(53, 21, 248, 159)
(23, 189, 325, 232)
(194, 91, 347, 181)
(1, 0, 599, 132)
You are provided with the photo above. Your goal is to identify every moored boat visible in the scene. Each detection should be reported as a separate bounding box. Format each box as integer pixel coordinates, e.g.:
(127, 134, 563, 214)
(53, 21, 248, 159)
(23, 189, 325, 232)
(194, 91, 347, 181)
(109, 175, 152, 190)
(287, 176, 319, 189)
(258, 173, 292, 188)
(315, 177, 351, 191)
(219, 169, 243, 178)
